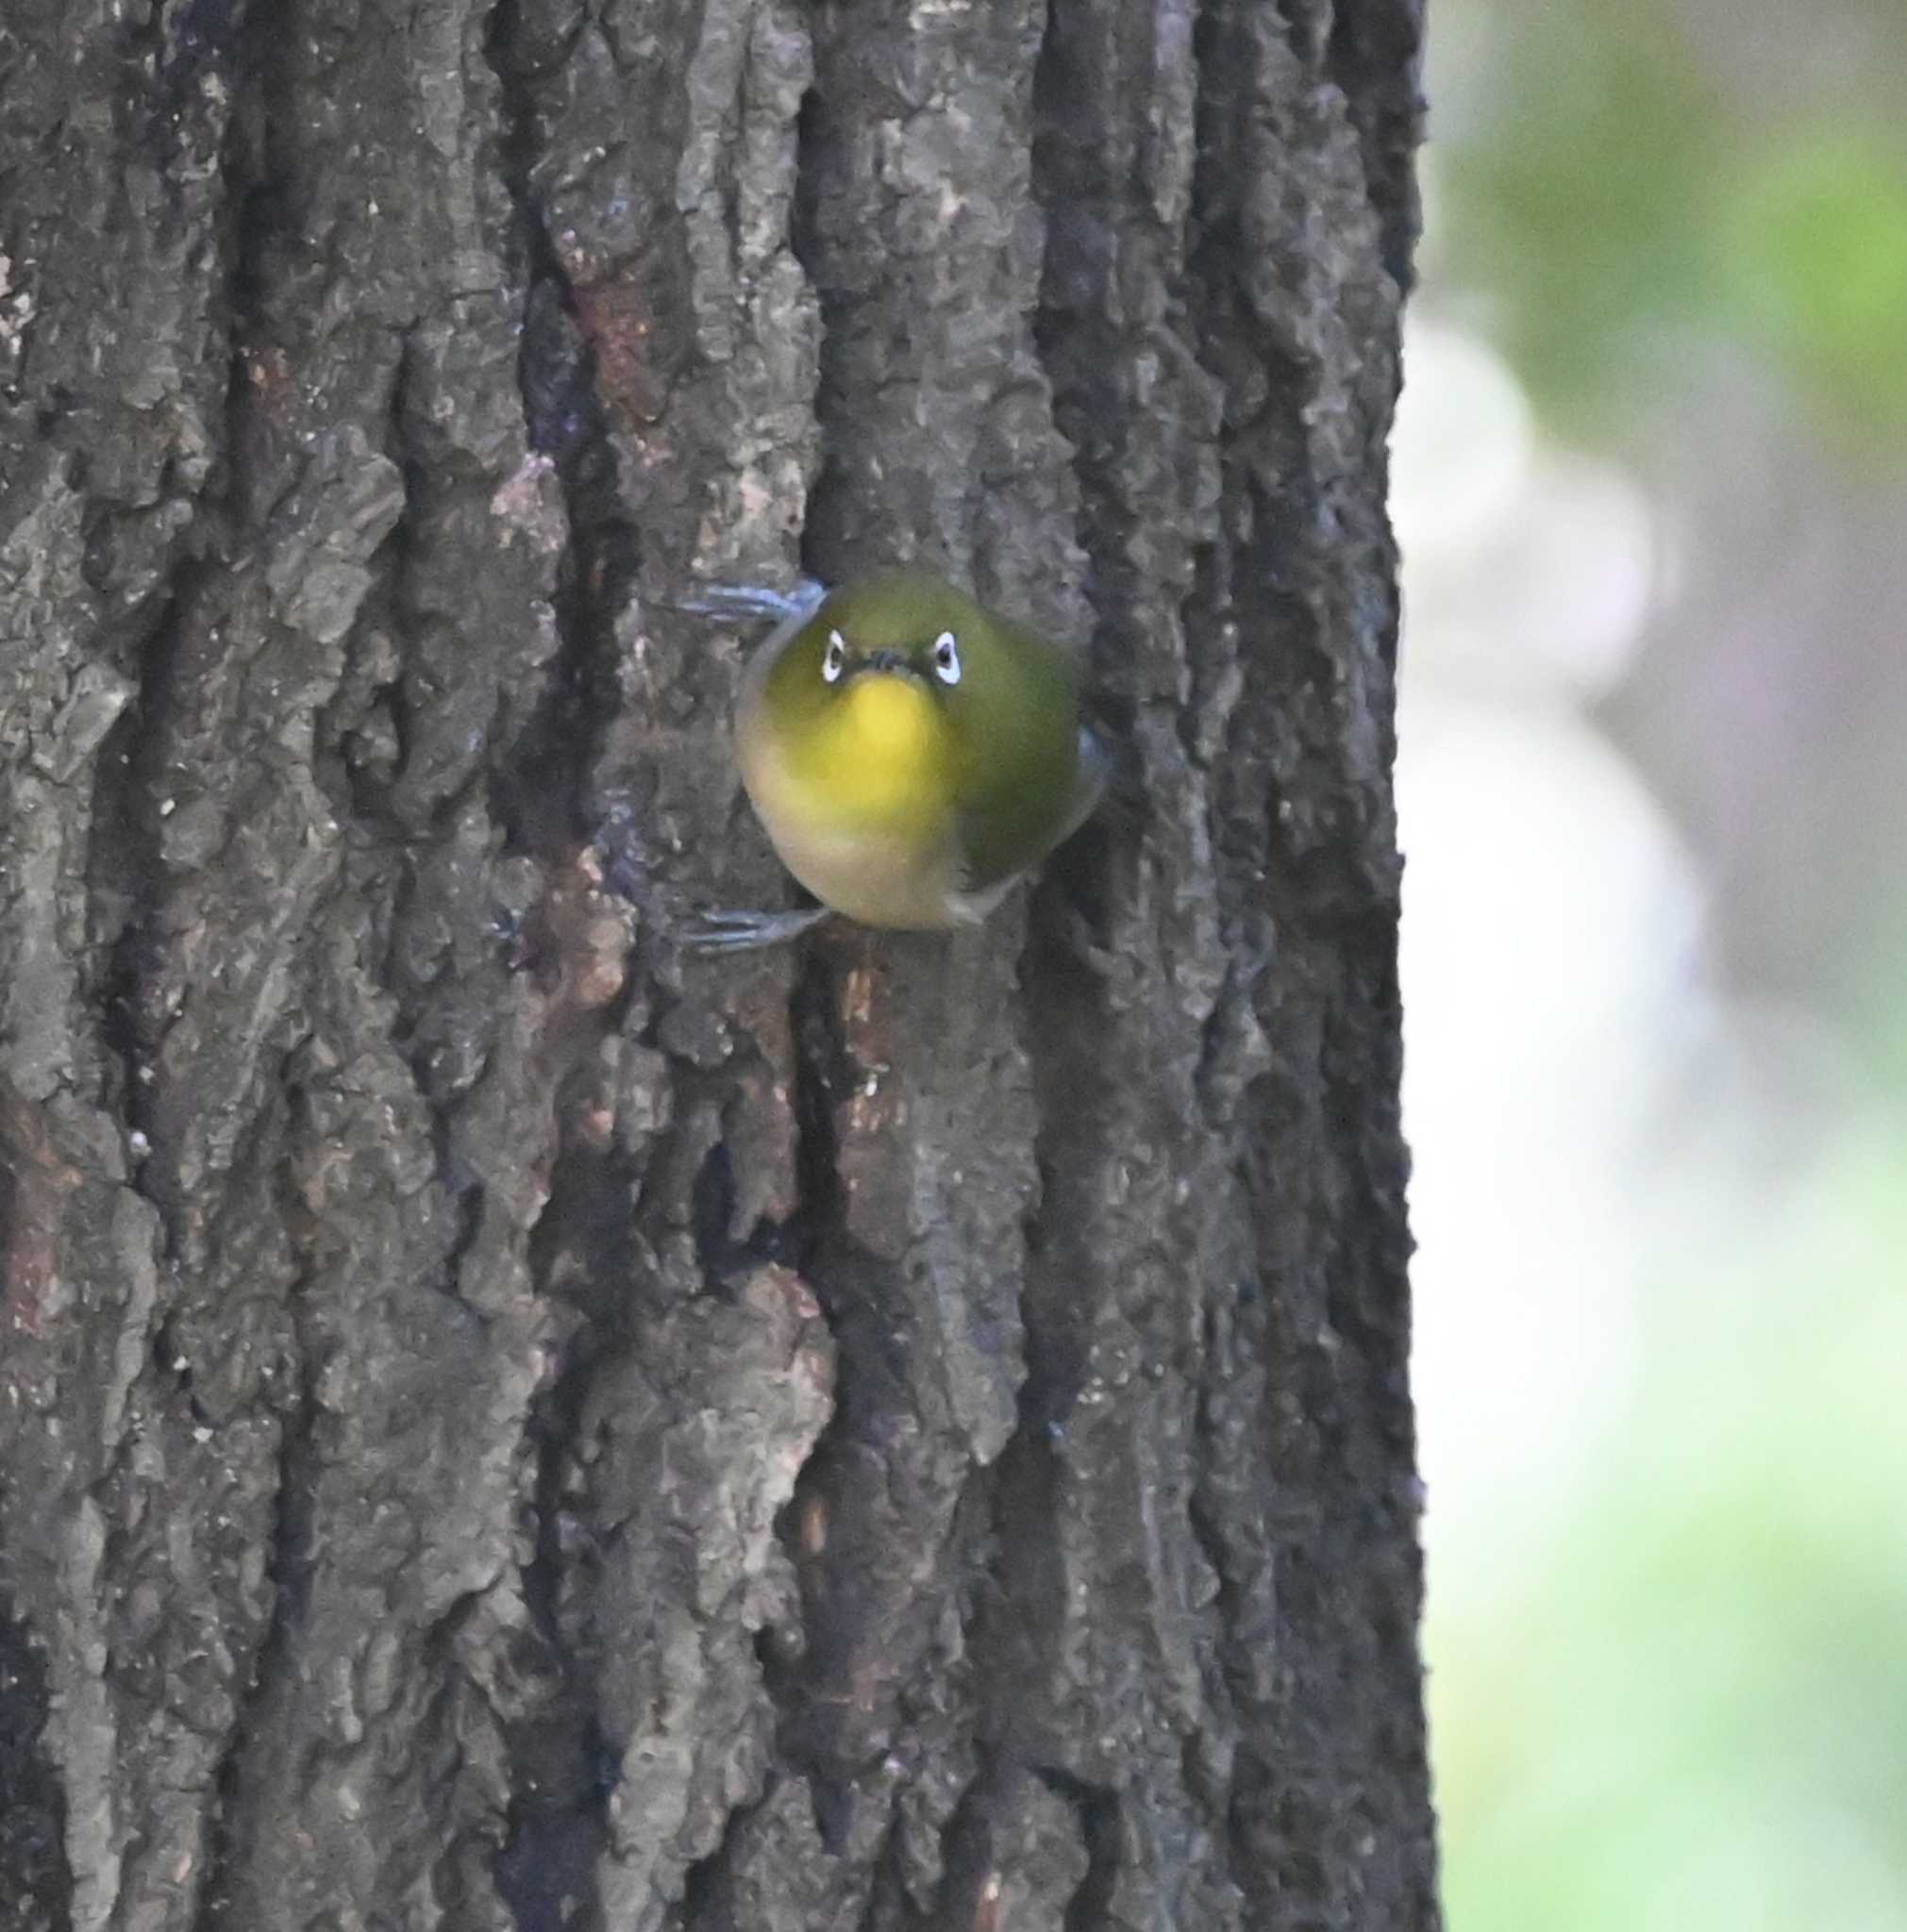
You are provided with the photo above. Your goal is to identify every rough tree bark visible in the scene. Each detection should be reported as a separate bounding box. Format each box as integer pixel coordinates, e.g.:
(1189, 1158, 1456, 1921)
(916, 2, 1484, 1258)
(0, 0, 1431, 1927)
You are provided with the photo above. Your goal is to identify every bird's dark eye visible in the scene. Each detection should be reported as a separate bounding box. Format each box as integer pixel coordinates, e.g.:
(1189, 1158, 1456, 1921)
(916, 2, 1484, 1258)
(932, 630, 962, 686)
(822, 629, 847, 684)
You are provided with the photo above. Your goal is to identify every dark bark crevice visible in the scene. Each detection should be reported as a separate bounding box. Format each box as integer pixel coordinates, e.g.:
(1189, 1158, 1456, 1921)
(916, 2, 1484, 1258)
(91, 578, 192, 1211)
(188, 1061, 322, 1932)
(1034, 1765, 1122, 1932)
(1325, 0, 1428, 295)
(483, 0, 641, 866)
(0, 1524, 70, 1931)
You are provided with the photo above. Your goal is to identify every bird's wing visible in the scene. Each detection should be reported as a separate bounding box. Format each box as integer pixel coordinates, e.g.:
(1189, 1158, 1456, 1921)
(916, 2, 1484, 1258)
(1054, 723, 1110, 847)
(949, 724, 1109, 917)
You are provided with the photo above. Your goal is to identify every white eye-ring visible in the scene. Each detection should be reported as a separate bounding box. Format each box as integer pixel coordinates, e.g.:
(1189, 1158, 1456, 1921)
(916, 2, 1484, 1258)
(822, 629, 847, 683)
(932, 630, 962, 686)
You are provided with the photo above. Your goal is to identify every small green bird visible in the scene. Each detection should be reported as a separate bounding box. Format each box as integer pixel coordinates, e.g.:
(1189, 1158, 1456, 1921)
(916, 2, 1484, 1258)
(685, 572, 1106, 950)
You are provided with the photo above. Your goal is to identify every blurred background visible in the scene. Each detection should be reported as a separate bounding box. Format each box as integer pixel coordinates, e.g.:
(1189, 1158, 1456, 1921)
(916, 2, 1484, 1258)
(1394, 1, 1907, 1924)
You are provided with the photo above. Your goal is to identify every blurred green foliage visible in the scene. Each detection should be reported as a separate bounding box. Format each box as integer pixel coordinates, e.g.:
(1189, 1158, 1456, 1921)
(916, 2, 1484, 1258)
(1723, 129, 1907, 434)
(1417, 5, 1907, 1927)
(1436, 0, 1907, 442)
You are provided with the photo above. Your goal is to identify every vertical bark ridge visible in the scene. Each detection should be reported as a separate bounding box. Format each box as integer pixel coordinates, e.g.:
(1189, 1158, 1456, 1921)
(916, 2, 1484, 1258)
(1184, 1, 1434, 1922)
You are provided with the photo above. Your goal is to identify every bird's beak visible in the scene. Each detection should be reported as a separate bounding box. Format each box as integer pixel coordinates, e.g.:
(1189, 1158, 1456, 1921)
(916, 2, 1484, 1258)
(853, 648, 928, 687)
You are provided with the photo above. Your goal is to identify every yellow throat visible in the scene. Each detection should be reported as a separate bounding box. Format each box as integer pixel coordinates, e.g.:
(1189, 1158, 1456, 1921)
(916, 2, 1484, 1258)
(786, 673, 949, 832)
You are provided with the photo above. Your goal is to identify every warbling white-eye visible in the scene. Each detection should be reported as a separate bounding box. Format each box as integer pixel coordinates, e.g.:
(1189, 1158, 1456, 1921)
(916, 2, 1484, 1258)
(684, 572, 1107, 950)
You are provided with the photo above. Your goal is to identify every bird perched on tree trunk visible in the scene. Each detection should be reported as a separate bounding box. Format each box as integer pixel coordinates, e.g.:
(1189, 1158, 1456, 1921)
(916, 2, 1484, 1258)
(683, 572, 1107, 951)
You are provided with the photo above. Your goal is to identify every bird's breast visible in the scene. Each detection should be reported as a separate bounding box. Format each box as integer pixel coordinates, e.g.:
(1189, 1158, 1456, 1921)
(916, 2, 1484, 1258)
(736, 675, 963, 926)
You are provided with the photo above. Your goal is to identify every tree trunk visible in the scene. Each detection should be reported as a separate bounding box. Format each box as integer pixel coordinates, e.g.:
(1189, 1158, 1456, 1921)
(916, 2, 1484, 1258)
(0, 0, 1432, 1927)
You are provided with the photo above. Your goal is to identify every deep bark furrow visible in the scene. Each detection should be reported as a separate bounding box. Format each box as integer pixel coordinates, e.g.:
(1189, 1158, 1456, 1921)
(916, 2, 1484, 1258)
(178, 9, 324, 1888)
(477, 17, 644, 1912)
(1325, 0, 1429, 294)
(483, 0, 642, 862)
(188, 1108, 321, 1932)
(0, 1581, 69, 1928)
